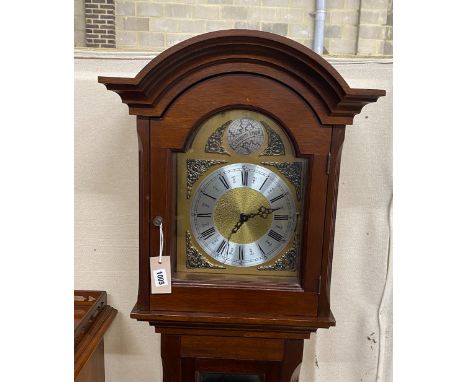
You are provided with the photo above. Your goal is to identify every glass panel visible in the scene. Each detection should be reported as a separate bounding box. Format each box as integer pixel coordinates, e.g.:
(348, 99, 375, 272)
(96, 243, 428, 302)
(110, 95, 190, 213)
(175, 109, 306, 279)
(199, 373, 264, 382)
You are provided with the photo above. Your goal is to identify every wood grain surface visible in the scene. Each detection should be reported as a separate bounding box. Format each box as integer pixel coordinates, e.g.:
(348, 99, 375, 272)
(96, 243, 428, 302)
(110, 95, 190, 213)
(75, 291, 118, 380)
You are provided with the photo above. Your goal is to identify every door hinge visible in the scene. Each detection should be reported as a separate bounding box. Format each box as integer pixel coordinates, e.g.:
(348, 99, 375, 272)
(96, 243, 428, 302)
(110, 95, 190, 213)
(326, 152, 331, 175)
(317, 275, 322, 294)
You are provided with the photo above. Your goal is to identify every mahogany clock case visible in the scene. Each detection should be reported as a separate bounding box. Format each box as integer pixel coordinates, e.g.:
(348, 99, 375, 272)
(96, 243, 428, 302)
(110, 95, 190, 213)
(98, 29, 385, 379)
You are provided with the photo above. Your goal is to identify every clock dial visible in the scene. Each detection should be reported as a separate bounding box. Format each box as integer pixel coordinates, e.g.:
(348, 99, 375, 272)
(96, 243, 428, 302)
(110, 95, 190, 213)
(176, 109, 305, 276)
(190, 163, 297, 267)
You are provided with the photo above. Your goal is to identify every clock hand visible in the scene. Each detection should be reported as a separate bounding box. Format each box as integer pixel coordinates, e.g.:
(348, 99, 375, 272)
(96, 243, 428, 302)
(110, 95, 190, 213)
(225, 205, 282, 254)
(226, 206, 283, 255)
(248, 206, 282, 219)
(227, 207, 281, 245)
(232, 213, 250, 233)
(226, 213, 250, 254)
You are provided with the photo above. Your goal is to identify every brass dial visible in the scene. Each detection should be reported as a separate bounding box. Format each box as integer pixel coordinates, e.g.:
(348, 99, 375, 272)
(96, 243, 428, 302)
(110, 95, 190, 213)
(214, 188, 272, 244)
(176, 109, 305, 275)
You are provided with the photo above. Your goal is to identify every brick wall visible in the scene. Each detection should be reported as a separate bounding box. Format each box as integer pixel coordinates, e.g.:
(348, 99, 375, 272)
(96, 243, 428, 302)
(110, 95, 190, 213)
(356, 0, 391, 55)
(114, 0, 315, 50)
(324, 0, 392, 56)
(75, 0, 86, 47)
(75, 0, 393, 56)
(384, 0, 393, 55)
(84, 0, 116, 48)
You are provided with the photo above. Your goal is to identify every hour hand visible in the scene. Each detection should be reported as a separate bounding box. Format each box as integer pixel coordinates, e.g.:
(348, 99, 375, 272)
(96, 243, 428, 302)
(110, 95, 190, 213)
(251, 206, 282, 219)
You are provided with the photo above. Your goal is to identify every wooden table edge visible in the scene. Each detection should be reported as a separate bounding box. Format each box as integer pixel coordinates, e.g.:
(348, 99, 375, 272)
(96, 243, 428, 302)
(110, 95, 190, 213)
(74, 305, 118, 379)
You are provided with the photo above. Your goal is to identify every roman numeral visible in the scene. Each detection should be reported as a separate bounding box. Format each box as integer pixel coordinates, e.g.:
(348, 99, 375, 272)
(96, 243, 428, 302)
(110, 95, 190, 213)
(268, 230, 283, 242)
(219, 175, 230, 189)
(238, 245, 244, 261)
(270, 193, 285, 203)
(257, 244, 266, 257)
(200, 227, 215, 240)
(196, 213, 212, 218)
(259, 177, 269, 191)
(216, 240, 227, 254)
(241, 169, 249, 186)
(274, 215, 289, 221)
(202, 191, 216, 200)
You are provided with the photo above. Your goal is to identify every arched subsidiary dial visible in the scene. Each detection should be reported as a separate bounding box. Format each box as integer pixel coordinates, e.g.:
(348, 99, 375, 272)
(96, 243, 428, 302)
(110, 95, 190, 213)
(190, 163, 297, 267)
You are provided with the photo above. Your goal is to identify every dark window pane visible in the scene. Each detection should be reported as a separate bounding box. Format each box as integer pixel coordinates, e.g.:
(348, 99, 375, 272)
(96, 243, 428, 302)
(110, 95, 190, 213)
(199, 373, 264, 382)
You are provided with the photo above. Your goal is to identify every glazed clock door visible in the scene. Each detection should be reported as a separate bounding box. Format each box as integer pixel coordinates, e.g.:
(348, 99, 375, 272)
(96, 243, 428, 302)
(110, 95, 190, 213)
(175, 109, 307, 280)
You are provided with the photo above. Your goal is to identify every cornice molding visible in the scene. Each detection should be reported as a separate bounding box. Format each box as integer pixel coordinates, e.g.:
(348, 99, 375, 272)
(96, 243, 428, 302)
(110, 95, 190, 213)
(97, 30, 385, 125)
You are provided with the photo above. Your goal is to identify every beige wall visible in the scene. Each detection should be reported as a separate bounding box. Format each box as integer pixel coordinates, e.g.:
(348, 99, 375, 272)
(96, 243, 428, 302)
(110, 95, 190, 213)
(75, 52, 392, 381)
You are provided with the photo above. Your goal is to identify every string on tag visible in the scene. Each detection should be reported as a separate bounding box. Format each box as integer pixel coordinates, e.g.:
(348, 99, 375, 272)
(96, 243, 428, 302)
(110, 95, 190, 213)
(158, 221, 164, 264)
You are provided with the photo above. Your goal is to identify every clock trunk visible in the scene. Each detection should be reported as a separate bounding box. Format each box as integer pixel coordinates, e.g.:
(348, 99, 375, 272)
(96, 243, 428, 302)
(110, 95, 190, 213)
(98, 30, 385, 381)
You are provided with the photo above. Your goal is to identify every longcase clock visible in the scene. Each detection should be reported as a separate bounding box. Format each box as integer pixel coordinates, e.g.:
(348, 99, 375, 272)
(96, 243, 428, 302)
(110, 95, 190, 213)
(98, 30, 385, 382)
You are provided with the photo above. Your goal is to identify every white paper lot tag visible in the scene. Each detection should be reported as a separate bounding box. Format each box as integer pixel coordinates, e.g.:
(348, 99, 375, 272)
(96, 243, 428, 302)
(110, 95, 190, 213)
(150, 256, 172, 294)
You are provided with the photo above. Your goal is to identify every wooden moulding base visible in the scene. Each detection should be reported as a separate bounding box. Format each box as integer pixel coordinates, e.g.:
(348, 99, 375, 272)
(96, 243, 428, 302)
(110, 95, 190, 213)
(130, 303, 334, 381)
(130, 304, 335, 340)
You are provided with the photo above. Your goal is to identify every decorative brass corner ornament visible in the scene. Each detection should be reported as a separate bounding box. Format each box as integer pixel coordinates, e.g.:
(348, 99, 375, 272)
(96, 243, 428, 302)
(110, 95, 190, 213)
(257, 239, 297, 271)
(205, 120, 231, 155)
(186, 231, 226, 269)
(260, 122, 285, 156)
(261, 161, 303, 201)
(186, 159, 227, 198)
